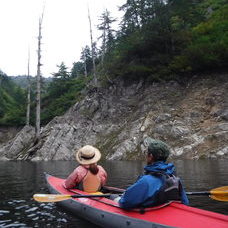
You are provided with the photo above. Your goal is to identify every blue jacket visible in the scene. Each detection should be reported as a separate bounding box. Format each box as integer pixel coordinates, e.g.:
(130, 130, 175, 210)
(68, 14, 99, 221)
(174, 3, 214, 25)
(119, 161, 189, 209)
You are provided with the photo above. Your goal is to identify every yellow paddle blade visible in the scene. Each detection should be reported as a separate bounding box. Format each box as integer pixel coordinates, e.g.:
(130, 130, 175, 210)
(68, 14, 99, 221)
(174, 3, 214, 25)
(210, 195, 228, 202)
(210, 186, 228, 202)
(210, 186, 228, 194)
(33, 194, 71, 202)
(90, 192, 103, 195)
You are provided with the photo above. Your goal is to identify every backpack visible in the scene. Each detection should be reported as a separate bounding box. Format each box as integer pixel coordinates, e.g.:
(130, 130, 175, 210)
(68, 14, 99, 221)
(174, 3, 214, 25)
(142, 171, 182, 207)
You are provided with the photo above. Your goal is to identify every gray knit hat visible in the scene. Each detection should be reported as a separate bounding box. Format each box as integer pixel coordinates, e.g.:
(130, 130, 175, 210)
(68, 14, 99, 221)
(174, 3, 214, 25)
(146, 138, 170, 161)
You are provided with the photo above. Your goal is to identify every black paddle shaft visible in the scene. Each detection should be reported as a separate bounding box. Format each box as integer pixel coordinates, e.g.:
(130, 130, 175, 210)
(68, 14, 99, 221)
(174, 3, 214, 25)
(186, 191, 210, 196)
(71, 194, 112, 198)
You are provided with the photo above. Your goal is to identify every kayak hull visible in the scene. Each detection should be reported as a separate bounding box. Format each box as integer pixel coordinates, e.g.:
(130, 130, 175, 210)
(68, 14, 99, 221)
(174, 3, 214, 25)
(45, 173, 228, 228)
(46, 175, 169, 228)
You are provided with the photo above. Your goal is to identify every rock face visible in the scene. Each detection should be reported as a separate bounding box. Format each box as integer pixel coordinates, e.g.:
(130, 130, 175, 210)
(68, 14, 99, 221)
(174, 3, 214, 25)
(0, 127, 22, 144)
(0, 125, 35, 160)
(0, 74, 227, 160)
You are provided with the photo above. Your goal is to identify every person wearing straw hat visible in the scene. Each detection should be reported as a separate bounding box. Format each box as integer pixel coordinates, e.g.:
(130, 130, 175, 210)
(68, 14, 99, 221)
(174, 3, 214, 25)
(63, 145, 107, 193)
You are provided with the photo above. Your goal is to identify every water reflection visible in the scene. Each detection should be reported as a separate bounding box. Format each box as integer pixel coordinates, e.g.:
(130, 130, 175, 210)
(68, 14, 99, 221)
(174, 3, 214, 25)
(0, 160, 227, 227)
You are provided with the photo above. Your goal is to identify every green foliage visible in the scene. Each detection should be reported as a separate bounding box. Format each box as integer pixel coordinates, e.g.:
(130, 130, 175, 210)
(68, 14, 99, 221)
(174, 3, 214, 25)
(52, 62, 70, 79)
(99, 0, 228, 80)
(97, 9, 116, 52)
(169, 55, 192, 73)
(122, 64, 153, 79)
(169, 5, 228, 73)
(71, 61, 84, 77)
(0, 64, 88, 126)
(1, 0, 227, 127)
(80, 46, 93, 74)
(190, 5, 228, 68)
(0, 71, 26, 126)
(41, 76, 88, 124)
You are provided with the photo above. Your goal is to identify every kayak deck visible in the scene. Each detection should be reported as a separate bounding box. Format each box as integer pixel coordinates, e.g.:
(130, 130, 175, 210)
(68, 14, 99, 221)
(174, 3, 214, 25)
(46, 174, 228, 228)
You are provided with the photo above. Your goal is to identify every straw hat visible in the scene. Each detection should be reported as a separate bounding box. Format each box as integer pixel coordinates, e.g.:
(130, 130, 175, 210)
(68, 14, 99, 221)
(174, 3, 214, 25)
(75, 145, 101, 165)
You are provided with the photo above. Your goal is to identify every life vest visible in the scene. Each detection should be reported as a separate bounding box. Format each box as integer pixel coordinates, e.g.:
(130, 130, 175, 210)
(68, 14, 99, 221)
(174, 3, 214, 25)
(78, 170, 101, 193)
(142, 171, 182, 207)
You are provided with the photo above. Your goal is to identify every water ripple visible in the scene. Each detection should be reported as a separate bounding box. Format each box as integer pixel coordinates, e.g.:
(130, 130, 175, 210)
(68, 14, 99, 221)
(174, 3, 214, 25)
(1, 160, 226, 227)
(0, 210, 10, 214)
(25, 207, 38, 213)
(3, 223, 27, 228)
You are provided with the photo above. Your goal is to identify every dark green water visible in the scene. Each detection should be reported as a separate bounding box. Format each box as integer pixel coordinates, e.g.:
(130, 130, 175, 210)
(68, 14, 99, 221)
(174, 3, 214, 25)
(0, 160, 227, 227)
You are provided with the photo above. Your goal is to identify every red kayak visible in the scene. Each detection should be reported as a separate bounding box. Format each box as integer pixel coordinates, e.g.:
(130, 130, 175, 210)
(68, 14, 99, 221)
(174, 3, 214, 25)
(45, 173, 228, 228)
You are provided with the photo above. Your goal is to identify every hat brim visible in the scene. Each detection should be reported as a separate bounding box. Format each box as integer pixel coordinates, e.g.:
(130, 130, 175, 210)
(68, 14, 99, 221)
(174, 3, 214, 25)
(75, 148, 101, 165)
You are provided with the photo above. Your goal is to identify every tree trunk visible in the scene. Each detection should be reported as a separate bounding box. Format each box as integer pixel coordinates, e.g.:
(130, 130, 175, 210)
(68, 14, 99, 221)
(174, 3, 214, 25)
(26, 49, 31, 126)
(101, 26, 106, 66)
(88, 7, 97, 86)
(83, 48, 88, 77)
(36, 11, 44, 139)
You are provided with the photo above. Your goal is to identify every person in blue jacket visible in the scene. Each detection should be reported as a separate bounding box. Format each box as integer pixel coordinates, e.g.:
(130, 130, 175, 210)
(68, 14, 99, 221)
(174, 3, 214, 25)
(117, 138, 189, 209)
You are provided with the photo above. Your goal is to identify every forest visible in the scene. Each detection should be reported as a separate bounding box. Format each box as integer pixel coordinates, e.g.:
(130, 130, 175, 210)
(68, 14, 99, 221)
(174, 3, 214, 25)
(0, 0, 227, 126)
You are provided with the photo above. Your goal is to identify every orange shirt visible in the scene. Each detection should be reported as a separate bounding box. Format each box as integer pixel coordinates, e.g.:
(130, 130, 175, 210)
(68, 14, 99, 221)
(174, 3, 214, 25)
(63, 165, 107, 189)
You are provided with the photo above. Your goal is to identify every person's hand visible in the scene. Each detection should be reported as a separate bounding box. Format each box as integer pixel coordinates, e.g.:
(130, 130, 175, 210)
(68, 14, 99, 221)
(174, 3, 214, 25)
(113, 196, 121, 203)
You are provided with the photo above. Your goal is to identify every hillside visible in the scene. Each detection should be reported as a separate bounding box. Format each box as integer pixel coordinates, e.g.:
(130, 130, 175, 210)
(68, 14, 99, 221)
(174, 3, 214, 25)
(0, 71, 26, 126)
(1, 0, 227, 127)
(0, 73, 227, 160)
(0, 0, 227, 160)
(10, 75, 52, 89)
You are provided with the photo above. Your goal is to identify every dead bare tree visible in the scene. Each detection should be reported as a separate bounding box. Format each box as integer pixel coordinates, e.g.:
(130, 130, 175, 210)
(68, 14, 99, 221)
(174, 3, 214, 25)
(88, 6, 97, 86)
(82, 47, 88, 77)
(35, 8, 44, 139)
(26, 48, 31, 126)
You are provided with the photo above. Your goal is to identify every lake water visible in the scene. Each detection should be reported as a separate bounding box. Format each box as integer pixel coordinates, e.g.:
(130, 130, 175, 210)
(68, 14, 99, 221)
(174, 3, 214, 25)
(0, 160, 227, 227)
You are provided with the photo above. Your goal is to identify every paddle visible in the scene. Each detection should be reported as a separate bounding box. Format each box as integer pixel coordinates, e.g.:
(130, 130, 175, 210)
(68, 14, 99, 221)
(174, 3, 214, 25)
(105, 186, 228, 201)
(104, 185, 228, 201)
(33, 193, 112, 202)
(186, 186, 228, 202)
(33, 186, 228, 203)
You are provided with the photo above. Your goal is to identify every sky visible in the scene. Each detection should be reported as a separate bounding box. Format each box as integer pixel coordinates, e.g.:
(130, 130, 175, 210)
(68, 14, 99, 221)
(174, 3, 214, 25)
(0, 0, 125, 77)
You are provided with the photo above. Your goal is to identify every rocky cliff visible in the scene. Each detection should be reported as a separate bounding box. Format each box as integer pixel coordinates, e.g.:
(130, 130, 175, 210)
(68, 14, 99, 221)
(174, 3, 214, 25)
(0, 74, 227, 160)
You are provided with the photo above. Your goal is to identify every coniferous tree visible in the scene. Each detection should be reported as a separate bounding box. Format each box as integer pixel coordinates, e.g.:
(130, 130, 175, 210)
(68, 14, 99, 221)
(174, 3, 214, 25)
(53, 62, 70, 79)
(48, 62, 70, 98)
(80, 45, 93, 76)
(71, 61, 84, 78)
(120, 0, 141, 32)
(97, 9, 116, 65)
